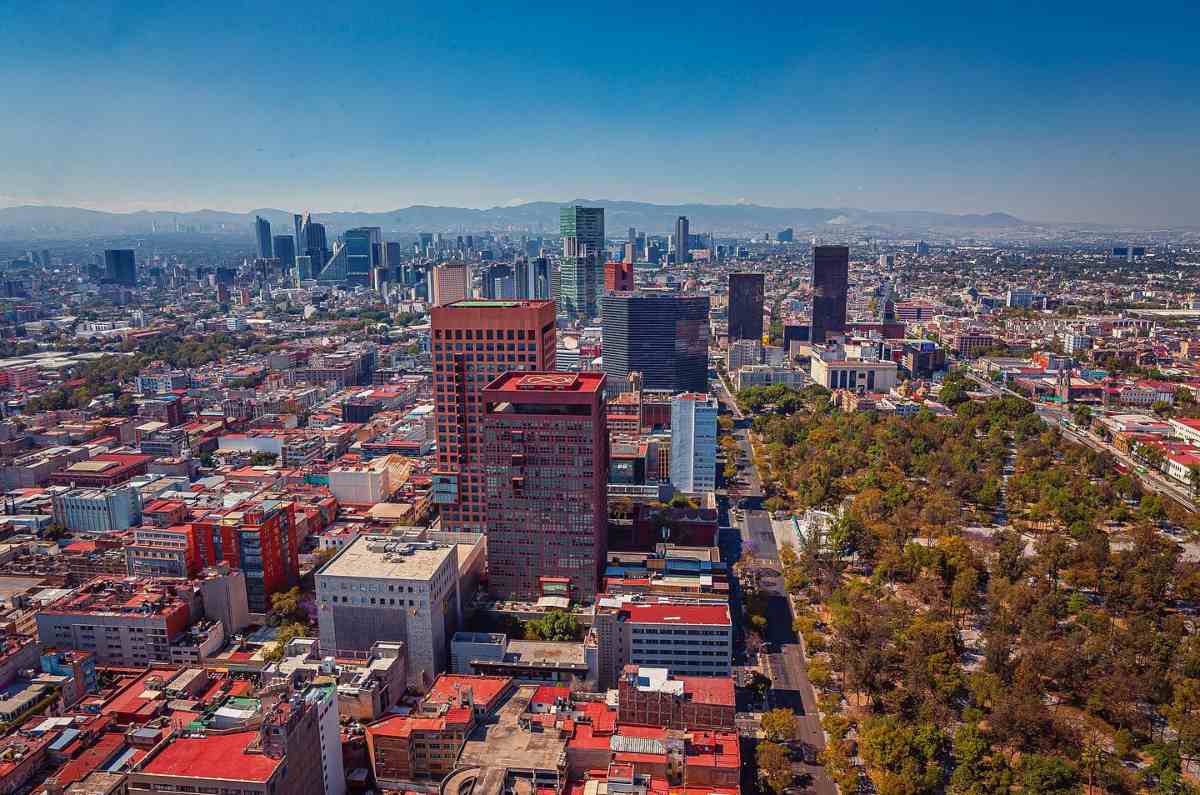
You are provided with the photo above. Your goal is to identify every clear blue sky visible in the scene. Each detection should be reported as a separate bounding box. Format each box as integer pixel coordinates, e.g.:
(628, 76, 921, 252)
(3, 0, 1197, 225)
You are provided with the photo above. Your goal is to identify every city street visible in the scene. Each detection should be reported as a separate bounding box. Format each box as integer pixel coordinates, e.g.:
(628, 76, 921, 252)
(715, 370, 835, 795)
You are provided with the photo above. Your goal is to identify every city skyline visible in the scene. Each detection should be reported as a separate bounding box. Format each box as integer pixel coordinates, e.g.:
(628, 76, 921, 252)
(3, 1, 1198, 226)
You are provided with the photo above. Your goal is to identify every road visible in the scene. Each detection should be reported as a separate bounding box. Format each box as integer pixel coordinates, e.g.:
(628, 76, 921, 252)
(744, 509, 835, 795)
(962, 371, 1198, 512)
(715, 372, 835, 795)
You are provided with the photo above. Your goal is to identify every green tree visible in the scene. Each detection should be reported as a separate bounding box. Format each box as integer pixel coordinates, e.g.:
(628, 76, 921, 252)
(267, 587, 306, 626)
(859, 716, 948, 795)
(1018, 754, 1077, 795)
(756, 741, 794, 795)
(525, 610, 582, 641)
(747, 672, 773, 701)
(263, 621, 309, 662)
(761, 708, 797, 743)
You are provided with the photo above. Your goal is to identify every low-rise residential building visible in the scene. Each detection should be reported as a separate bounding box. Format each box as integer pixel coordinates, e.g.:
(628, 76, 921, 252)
(35, 577, 195, 667)
(52, 485, 143, 533)
(262, 637, 407, 721)
(616, 665, 735, 730)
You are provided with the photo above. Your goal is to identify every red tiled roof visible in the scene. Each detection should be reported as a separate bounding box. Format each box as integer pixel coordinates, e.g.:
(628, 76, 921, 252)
(140, 731, 281, 782)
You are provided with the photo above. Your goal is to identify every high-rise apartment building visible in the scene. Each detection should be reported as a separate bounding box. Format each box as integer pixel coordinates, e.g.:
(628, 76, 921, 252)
(670, 393, 718, 494)
(674, 216, 690, 264)
(727, 272, 764, 341)
(601, 292, 710, 395)
(560, 205, 605, 258)
(103, 249, 136, 286)
(482, 371, 608, 602)
(431, 300, 557, 532)
(255, 215, 273, 259)
(810, 245, 849, 343)
(431, 263, 470, 306)
(273, 235, 296, 269)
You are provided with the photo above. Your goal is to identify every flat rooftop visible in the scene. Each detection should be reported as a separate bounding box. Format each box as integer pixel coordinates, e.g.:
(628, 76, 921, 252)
(501, 640, 588, 668)
(456, 685, 567, 779)
(317, 534, 454, 580)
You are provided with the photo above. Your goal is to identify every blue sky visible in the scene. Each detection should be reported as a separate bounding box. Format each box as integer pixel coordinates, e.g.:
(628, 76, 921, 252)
(2, 0, 1197, 225)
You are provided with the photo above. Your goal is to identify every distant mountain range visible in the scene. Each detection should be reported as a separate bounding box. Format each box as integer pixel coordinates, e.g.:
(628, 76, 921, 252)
(0, 200, 1037, 239)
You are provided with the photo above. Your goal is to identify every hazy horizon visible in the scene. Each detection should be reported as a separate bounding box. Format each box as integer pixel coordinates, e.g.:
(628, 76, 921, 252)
(4, 0, 1198, 226)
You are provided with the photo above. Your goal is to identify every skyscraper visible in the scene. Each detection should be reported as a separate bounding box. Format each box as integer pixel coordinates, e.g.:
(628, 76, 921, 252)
(670, 393, 718, 494)
(273, 235, 296, 270)
(560, 205, 605, 258)
(294, 212, 329, 272)
(103, 249, 136, 287)
(480, 263, 515, 299)
(342, 227, 382, 285)
(383, 241, 406, 283)
(482, 370, 608, 601)
(515, 257, 552, 299)
(674, 216, 690, 264)
(727, 272, 765, 341)
(558, 252, 601, 318)
(255, 216, 273, 259)
(431, 263, 470, 306)
(810, 245, 849, 343)
(431, 300, 557, 533)
(601, 292, 709, 395)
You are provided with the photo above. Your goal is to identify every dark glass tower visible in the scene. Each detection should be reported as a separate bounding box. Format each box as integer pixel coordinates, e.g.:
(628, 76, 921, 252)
(272, 235, 296, 269)
(601, 291, 710, 395)
(727, 272, 764, 341)
(254, 215, 273, 259)
(103, 249, 136, 286)
(674, 216, 690, 263)
(810, 245, 848, 343)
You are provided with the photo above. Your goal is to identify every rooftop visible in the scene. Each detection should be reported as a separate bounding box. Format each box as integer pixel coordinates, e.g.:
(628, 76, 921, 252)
(621, 602, 731, 627)
(317, 534, 454, 580)
(457, 685, 568, 781)
(139, 730, 281, 782)
(426, 674, 513, 709)
(485, 371, 606, 395)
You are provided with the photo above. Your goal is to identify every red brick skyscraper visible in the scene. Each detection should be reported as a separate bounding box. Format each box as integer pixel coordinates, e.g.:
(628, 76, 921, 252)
(431, 300, 557, 532)
(482, 371, 608, 602)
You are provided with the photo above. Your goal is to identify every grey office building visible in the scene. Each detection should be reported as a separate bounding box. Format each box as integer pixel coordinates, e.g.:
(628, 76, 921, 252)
(727, 272, 764, 341)
(255, 215, 273, 259)
(810, 245, 849, 343)
(601, 292, 710, 395)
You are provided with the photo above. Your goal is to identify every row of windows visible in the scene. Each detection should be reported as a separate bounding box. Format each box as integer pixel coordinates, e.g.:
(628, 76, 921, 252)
(434, 328, 534, 341)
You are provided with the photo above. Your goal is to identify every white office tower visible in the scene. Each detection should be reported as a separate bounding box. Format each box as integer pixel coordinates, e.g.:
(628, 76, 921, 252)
(670, 393, 718, 493)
